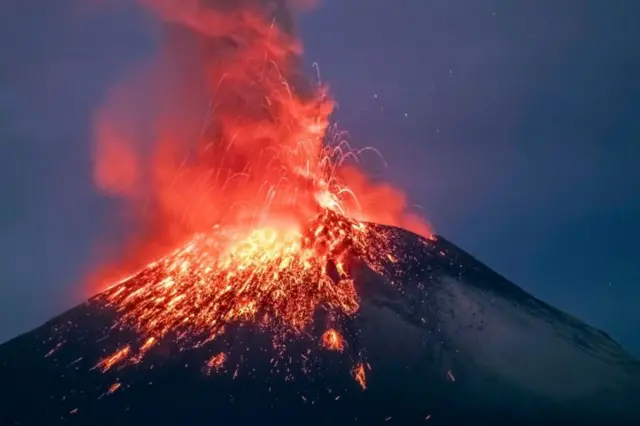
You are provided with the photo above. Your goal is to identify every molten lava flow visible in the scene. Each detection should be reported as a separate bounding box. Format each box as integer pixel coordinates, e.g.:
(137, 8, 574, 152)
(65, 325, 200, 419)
(104, 211, 391, 342)
(88, 0, 432, 390)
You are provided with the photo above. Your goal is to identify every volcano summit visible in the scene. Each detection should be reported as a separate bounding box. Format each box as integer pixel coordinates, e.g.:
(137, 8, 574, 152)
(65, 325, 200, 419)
(1, 220, 639, 425)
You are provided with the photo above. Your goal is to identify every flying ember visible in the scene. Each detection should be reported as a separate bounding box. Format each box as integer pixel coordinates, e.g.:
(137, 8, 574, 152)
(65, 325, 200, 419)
(321, 328, 345, 352)
(88, 0, 431, 388)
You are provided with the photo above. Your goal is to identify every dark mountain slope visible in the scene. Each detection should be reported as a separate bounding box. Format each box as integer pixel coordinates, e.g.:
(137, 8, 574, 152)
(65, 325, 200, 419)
(1, 226, 638, 425)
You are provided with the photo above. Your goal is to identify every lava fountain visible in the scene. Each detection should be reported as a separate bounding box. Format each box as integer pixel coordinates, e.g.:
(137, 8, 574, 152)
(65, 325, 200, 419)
(89, 0, 431, 386)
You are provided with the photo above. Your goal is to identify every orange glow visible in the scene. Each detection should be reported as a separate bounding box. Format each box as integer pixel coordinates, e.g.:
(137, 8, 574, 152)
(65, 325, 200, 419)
(94, 346, 130, 372)
(353, 362, 367, 390)
(131, 337, 156, 364)
(89, 0, 432, 389)
(204, 352, 227, 374)
(321, 328, 345, 352)
(107, 382, 121, 395)
(102, 211, 391, 343)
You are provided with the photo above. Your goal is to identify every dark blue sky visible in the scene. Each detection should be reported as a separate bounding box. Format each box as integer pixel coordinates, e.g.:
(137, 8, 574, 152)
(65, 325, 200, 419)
(1, 1, 638, 354)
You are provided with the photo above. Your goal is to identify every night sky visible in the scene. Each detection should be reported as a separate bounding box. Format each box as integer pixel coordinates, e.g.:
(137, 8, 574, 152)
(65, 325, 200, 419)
(1, 1, 638, 355)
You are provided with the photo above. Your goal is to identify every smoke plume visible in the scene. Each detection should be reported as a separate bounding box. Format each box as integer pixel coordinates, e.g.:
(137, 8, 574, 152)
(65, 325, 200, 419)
(91, 0, 431, 287)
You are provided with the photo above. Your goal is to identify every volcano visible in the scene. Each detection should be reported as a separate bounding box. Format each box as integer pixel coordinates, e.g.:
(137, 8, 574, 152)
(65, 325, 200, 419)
(1, 222, 638, 426)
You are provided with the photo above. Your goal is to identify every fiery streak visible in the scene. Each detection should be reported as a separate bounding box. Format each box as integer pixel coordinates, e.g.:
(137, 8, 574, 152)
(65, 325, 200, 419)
(321, 329, 345, 352)
(353, 362, 367, 390)
(95, 346, 130, 372)
(140, 337, 156, 352)
(204, 352, 227, 374)
(131, 337, 156, 364)
(107, 382, 121, 395)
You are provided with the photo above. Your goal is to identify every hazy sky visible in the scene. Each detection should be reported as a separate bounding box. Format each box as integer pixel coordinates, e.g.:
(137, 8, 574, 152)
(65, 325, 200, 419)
(0, 0, 638, 354)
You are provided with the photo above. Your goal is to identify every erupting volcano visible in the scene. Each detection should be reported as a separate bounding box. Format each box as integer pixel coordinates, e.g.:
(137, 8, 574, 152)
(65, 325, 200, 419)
(97, 210, 409, 383)
(87, 0, 432, 385)
(1, 1, 639, 425)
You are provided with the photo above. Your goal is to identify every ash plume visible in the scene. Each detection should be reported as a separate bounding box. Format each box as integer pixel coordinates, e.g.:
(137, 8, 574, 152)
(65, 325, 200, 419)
(91, 0, 430, 288)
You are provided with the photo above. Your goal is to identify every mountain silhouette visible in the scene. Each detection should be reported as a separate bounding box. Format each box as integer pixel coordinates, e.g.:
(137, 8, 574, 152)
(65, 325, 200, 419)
(1, 225, 638, 425)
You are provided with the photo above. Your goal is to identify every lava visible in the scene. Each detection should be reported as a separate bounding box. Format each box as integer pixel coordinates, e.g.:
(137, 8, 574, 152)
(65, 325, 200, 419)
(321, 328, 345, 352)
(86, 0, 431, 390)
(107, 382, 121, 395)
(94, 346, 130, 373)
(204, 352, 227, 374)
(353, 363, 368, 390)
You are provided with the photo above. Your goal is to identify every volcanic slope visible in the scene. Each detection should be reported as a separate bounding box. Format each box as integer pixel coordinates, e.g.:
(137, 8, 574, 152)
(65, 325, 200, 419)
(1, 223, 638, 426)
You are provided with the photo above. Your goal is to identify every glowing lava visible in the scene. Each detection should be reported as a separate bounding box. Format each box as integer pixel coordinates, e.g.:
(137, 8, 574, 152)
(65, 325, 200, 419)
(94, 346, 130, 373)
(204, 353, 227, 374)
(87, 0, 431, 391)
(321, 328, 345, 352)
(103, 210, 393, 346)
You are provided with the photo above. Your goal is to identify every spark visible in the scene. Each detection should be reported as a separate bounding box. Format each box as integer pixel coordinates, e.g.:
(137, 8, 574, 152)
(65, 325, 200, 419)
(447, 370, 456, 382)
(107, 382, 121, 394)
(131, 337, 156, 364)
(204, 353, 227, 374)
(94, 346, 130, 373)
(44, 341, 64, 358)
